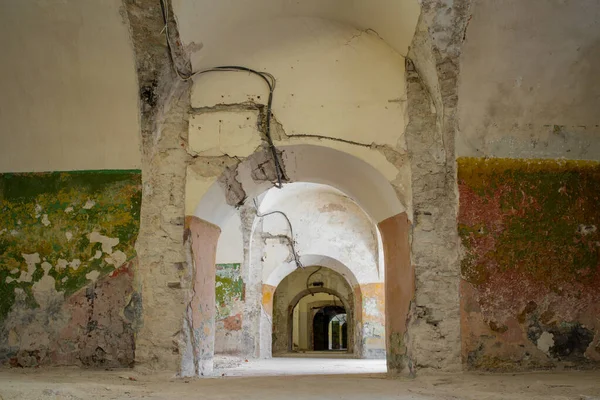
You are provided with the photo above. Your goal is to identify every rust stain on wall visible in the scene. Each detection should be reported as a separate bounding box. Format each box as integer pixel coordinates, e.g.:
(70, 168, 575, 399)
(262, 284, 276, 317)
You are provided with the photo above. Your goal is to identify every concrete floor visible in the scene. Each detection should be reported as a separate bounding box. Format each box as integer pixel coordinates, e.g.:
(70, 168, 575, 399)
(0, 359, 599, 400)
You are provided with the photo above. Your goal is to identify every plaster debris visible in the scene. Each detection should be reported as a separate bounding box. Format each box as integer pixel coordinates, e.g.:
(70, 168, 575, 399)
(35, 204, 42, 218)
(65, 206, 74, 213)
(65, 232, 73, 241)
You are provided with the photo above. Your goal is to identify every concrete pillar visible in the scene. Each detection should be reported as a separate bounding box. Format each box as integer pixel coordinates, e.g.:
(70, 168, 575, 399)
(184, 216, 220, 376)
(378, 212, 414, 375)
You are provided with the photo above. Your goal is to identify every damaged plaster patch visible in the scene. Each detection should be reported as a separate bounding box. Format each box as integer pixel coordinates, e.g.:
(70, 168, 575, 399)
(218, 165, 246, 207)
(41, 214, 50, 227)
(65, 232, 73, 242)
(364, 297, 381, 317)
(89, 232, 119, 254)
(188, 110, 262, 158)
(105, 250, 127, 268)
(69, 259, 81, 271)
(32, 263, 60, 307)
(247, 146, 286, 184)
(20, 253, 41, 283)
(56, 259, 68, 271)
(537, 331, 554, 355)
(578, 224, 597, 235)
(83, 200, 96, 210)
(85, 270, 100, 282)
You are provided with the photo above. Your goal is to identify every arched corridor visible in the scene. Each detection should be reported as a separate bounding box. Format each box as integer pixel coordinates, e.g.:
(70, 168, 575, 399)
(2, 0, 600, 397)
(272, 266, 358, 356)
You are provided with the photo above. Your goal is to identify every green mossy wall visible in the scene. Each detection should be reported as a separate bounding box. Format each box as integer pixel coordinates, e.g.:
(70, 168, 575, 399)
(215, 263, 243, 321)
(0, 170, 141, 321)
(458, 158, 600, 370)
(215, 263, 244, 353)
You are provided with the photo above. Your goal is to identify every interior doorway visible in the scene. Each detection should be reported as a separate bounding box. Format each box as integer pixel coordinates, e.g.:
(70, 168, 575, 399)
(291, 292, 348, 353)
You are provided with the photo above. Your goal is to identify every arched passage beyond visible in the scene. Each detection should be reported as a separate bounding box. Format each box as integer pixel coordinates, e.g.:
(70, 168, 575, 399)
(183, 144, 413, 376)
(272, 267, 356, 356)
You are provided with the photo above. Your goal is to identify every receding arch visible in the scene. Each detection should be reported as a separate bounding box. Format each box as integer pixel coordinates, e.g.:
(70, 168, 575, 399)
(272, 266, 357, 355)
(185, 145, 412, 375)
(265, 254, 361, 289)
(193, 144, 405, 229)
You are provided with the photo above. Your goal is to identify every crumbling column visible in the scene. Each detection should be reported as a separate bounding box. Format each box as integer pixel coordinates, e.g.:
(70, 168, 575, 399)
(183, 216, 220, 376)
(378, 212, 414, 375)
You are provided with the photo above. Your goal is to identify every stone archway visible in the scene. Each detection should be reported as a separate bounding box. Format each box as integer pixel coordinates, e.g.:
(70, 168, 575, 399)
(182, 144, 413, 376)
(124, 0, 467, 379)
(275, 269, 355, 356)
(289, 291, 350, 354)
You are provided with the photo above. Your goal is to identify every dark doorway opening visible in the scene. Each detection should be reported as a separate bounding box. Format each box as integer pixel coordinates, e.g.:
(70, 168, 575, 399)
(312, 305, 346, 351)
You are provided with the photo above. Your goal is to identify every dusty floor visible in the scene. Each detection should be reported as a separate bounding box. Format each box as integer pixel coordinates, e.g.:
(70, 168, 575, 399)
(0, 358, 599, 400)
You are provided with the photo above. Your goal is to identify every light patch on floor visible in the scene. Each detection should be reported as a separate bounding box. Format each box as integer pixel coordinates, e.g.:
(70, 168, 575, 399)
(215, 356, 387, 377)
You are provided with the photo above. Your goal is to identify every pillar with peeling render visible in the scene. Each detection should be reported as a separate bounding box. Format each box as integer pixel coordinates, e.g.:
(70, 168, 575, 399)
(183, 216, 220, 376)
(379, 212, 414, 375)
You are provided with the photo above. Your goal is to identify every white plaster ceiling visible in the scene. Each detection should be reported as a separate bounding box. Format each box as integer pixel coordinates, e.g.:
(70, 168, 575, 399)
(172, 0, 420, 67)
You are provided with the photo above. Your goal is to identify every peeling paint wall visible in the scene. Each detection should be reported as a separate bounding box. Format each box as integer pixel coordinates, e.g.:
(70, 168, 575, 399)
(259, 183, 381, 285)
(215, 263, 244, 354)
(360, 283, 386, 358)
(0, 171, 141, 367)
(458, 158, 600, 370)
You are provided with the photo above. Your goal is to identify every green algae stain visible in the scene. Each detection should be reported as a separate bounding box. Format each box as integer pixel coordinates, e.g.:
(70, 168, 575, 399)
(215, 263, 243, 320)
(0, 170, 141, 320)
(457, 157, 600, 287)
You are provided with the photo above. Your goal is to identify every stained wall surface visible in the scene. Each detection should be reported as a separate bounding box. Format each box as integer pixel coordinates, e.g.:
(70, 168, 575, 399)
(0, 0, 143, 368)
(458, 158, 600, 369)
(458, 0, 600, 160)
(456, 0, 600, 370)
(0, 0, 141, 172)
(0, 172, 141, 367)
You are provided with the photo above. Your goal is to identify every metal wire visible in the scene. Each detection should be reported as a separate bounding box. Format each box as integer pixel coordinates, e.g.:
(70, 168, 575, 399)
(159, 0, 284, 188)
